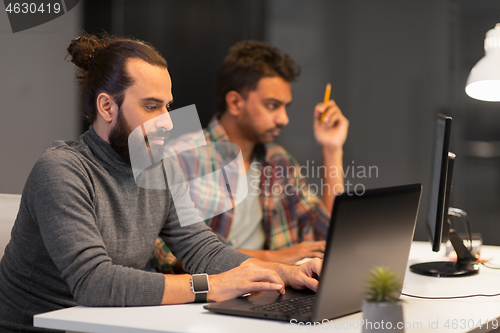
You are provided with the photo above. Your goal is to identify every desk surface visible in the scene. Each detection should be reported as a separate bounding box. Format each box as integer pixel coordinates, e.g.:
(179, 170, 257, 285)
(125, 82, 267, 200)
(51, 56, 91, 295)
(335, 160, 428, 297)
(34, 242, 500, 333)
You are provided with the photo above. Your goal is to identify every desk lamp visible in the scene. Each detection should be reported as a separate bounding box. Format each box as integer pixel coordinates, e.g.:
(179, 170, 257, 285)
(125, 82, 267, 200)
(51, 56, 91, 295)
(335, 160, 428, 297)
(466, 24, 500, 102)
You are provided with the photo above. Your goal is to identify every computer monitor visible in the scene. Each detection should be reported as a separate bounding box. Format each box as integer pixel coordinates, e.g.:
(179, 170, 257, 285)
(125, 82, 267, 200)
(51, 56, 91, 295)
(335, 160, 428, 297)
(410, 114, 479, 277)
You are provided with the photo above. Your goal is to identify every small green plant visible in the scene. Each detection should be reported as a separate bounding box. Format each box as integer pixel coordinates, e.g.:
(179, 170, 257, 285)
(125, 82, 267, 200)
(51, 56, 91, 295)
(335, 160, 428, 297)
(365, 267, 402, 303)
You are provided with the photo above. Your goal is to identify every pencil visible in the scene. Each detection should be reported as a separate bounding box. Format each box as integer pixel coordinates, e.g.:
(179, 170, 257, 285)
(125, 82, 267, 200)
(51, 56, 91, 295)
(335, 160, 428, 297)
(320, 83, 331, 124)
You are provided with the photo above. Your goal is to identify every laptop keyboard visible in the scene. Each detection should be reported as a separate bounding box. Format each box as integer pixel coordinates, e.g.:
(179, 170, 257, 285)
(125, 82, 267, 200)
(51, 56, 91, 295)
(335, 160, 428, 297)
(251, 295, 315, 315)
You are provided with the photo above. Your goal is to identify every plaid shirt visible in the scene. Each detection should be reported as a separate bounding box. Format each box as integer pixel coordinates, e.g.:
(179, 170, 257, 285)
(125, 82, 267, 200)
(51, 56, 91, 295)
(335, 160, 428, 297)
(151, 116, 330, 271)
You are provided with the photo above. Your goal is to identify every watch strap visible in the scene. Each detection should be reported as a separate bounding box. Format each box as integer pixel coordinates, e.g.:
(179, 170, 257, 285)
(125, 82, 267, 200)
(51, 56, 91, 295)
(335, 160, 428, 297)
(194, 291, 207, 303)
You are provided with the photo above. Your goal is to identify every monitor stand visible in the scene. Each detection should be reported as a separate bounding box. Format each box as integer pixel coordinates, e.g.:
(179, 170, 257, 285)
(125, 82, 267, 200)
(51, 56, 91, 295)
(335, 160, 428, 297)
(410, 229, 479, 277)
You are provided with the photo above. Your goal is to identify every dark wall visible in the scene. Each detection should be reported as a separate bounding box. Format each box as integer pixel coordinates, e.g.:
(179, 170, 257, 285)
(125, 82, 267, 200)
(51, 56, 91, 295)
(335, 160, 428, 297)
(452, 0, 500, 246)
(0, 3, 81, 194)
(81, 0, 500, 246)
(268, 0, 500, 245)
(83, 0, 265, 129)
(267, 0, 451, 244)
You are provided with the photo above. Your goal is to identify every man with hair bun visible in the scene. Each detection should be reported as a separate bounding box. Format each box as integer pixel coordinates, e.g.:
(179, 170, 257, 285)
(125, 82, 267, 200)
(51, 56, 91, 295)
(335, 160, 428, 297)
(0, 34, 321, 333)
(151, 40, 349, 271)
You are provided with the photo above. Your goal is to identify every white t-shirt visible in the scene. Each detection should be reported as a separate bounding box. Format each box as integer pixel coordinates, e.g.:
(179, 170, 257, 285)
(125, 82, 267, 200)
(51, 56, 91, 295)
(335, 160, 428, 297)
(225, 160, 265, 250)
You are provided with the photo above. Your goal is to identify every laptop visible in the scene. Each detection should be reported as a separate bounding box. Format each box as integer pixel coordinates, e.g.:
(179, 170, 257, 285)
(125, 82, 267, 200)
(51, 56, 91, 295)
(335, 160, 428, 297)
(204, 183, 422, 322)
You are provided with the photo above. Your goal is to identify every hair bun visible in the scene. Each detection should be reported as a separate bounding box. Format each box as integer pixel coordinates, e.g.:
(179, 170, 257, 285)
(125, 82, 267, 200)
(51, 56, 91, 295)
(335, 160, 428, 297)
(67, 34, 106, 71)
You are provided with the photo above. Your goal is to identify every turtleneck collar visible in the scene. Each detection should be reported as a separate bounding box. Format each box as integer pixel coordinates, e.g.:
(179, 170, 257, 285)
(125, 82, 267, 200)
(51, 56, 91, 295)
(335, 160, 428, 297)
(83, 125, 133, 174)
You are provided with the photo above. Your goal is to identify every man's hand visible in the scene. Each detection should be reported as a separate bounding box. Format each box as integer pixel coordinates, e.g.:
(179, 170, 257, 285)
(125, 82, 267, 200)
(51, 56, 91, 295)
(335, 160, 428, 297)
(207, 262, 285, 302)
(286, 258, 323, 292)
(249, 257, 323, 293)
(161, 259, 310, 304)
(313, 100, 349, 150)
(266, 241, 326, 265)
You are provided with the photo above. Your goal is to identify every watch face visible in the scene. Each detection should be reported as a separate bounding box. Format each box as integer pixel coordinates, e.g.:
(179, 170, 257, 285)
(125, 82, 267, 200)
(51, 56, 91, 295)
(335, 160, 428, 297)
(192, 274, 209, 292)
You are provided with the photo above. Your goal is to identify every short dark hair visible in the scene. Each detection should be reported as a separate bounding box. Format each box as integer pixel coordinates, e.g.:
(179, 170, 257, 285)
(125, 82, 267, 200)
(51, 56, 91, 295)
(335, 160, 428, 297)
(67, 33, 167, 123)
(216, 40, 300, 113)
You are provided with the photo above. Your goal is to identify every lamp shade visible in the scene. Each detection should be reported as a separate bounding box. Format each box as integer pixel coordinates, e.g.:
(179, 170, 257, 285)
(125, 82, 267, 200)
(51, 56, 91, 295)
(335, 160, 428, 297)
(466, 24, 500, 102)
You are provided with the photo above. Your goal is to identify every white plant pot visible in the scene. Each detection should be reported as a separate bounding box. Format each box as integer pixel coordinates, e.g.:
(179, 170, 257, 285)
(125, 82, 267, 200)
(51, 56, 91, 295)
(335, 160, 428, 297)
(361, 300, 405, 333)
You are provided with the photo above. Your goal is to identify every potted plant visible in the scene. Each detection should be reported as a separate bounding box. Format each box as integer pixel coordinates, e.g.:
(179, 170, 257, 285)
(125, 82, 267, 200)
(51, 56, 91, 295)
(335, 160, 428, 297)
(362, 267, 405, 333)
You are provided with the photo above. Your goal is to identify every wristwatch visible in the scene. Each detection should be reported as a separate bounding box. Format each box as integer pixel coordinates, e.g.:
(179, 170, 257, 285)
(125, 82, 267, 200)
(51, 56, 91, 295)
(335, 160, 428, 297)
(190, 273, 209, 303)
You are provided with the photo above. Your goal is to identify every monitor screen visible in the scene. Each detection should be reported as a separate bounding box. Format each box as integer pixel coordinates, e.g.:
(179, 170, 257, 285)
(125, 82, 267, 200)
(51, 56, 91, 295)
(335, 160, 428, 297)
(426, 115, 452, 252)
(410, 114, 478, 277)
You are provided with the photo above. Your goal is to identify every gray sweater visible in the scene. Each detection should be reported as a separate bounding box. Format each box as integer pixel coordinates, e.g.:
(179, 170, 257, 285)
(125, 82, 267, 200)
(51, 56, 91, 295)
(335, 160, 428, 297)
(0, 127, 249, 332)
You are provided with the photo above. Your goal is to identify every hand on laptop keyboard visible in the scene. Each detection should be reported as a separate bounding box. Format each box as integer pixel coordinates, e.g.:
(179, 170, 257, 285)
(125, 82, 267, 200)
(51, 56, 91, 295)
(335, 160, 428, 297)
(207, 261, 285, 302)
(284, 257, 323, 292)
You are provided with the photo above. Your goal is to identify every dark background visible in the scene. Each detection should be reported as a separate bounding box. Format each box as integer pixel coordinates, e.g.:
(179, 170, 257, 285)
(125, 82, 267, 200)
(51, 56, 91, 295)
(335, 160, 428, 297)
(82, 0, 500, 245)
(1, 0, 499, 246)
(82, 0, 266, 129)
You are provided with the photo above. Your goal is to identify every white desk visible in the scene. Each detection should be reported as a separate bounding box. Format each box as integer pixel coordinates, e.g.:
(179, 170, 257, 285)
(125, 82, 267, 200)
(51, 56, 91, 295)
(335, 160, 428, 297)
(34, 242, 500, 333)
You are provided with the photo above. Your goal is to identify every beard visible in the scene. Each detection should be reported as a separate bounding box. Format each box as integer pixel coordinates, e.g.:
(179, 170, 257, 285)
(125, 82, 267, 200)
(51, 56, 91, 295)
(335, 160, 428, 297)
(109, 109, 170, 166)
(239, 106, 283, 144)
(109, 109, 132, 165)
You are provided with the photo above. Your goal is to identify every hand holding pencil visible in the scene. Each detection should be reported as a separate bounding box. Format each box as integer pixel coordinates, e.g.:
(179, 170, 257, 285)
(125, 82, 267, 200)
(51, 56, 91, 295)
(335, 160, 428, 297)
(314, 83, 349, 149)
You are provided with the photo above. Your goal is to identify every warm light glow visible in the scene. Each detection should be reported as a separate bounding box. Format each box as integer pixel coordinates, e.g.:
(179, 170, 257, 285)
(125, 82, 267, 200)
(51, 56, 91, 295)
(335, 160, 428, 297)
(466, 80, 500, 102)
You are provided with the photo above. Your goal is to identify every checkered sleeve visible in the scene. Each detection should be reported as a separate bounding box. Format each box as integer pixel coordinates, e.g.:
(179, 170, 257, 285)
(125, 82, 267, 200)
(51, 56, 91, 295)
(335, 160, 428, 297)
(282, 150, 331, 241)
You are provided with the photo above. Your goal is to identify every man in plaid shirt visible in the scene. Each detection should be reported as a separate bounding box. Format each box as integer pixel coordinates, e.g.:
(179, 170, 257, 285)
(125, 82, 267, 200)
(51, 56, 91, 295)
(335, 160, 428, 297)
(151, 40, 348, 270)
